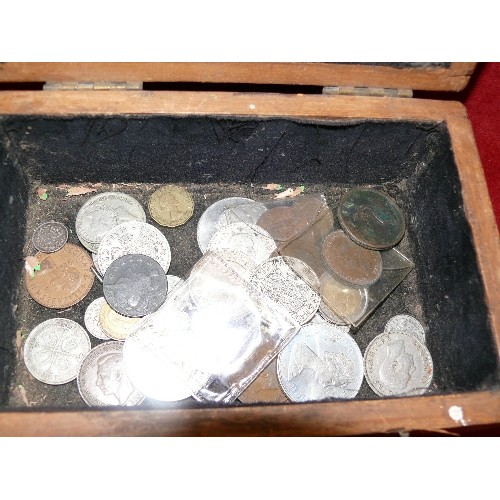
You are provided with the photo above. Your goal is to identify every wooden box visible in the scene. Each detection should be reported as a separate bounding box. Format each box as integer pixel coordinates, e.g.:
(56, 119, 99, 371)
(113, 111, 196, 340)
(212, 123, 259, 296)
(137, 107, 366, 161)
(0, 63, 498, 436)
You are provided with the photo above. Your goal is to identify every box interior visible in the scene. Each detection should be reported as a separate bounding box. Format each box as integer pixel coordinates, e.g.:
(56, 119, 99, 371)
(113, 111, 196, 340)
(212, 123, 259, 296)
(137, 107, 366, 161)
(0, 115, 498, 410)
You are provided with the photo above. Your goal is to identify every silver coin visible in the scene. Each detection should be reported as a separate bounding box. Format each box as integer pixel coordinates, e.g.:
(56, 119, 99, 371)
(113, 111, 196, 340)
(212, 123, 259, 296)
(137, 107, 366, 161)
(123, 311, 198, 402)
(384, 314, 426, 344)
(75, 192, 146, 253)
(249, 256, 320, 325)
(207, 222, 277, 266)
(217, 201, 267, 229)
(84, 297, 110, 340)
(277, 323, 364, 401)
(103, 254, 168, 317)
(23, 318, 91, 385)
(309, 312, 351, 335)
(32, 221, 68, 253)
(77, 341, 145, 407)
(210, 248, 257, 281)
(364, 331, 433, 397)
(197, 197, 255, 253)
(91, 252, 103, 277)
(97, 220, 171, 275)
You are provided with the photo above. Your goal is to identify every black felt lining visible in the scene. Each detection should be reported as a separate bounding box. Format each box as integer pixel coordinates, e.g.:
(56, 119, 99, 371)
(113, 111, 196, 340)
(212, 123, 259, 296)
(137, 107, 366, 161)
(0, 115, 497, 409)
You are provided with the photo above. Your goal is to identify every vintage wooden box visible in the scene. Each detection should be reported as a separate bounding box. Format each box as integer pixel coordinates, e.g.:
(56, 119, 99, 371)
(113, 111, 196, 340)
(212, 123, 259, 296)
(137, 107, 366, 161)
(0, 62, 498, 436)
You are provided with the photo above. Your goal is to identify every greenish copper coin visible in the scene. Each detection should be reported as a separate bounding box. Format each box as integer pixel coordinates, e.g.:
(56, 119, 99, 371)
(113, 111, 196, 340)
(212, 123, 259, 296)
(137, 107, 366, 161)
(337, 188, 406, 250)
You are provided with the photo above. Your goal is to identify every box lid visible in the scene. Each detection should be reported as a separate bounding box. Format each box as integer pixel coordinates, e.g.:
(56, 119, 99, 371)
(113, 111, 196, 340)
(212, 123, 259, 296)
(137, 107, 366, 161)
(0, 62, 476, 92)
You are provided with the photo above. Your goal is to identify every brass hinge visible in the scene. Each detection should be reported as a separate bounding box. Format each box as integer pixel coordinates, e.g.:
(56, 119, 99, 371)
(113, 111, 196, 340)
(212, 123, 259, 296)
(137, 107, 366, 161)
(43, 81, 143, 91)
(322, 86, 413, 98)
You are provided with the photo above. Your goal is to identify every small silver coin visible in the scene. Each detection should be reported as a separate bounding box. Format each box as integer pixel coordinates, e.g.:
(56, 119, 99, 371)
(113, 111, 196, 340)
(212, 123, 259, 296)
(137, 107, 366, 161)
(32, 221, 68, 253)
(76, 192, 146, 253)
(84, 297, 110, 340)
(249, 256, 320, 325)
(384, 314, 426, 344)
(97, 220, 171, 275)
(207, 222, 277, 266)
(277, 323, 364, 401)
(364, 331, 433, 397)
(23, 318, 91, 385)
(103, 254, 168, 318)
(77, 341, 145, 407)
(197, 197, 255, 253)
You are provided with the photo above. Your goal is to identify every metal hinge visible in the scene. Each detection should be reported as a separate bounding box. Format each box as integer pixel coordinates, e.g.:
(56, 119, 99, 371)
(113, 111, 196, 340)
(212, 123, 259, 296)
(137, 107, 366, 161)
(43, 81, 143, 91)
(323, 86, 413, 98)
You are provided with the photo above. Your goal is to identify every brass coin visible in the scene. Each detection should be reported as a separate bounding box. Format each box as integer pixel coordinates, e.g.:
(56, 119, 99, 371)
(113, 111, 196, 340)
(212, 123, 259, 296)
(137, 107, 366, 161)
(257, 205, 310, 242)
(26, 243, 94, 309)
(238, 359, 289, 404)
(148, 185, 194, 227)
(337, 188, 406, 250)
(99, 302, 142, 341)
(321, 230, 382, 287)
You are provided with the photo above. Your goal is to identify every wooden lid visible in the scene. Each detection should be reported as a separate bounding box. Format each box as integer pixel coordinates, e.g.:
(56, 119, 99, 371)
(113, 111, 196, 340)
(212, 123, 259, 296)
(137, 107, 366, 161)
(0, 62, 476, 92)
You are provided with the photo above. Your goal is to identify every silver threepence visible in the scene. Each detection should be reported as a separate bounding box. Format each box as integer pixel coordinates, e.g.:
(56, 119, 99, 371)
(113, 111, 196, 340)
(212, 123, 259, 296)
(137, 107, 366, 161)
(384, 314, 426, 344)
(32, 221, 68, 253)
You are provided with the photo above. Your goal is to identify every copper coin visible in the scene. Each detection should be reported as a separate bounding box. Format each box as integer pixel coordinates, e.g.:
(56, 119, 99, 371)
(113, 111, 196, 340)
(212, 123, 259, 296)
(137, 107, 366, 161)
(257, 205, 310, 242)
(337, 188, 406, 250)
(148, 185, 194, 227)
(238, 359, 289, 404)
(26, 243, 95, 309)
(321, 230, 382, 287)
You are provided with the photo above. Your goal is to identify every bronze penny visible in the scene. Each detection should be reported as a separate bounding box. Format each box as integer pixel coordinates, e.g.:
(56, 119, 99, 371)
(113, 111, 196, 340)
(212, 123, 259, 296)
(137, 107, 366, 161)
(257, 205, 310, 242)
(148, 185, 194, 227)
(321, 230, 382, 287)
(238, 359, 289, 404)
(337, 188, 406, 250)
(26, 243, 95, 309)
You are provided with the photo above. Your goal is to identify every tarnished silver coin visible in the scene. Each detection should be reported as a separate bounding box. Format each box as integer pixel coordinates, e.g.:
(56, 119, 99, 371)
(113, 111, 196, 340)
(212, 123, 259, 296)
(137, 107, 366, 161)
(97, 220, 171, 275)
(197, 197, 255, 253)
(364, 331, 433, 397)
(23, 318, 91, 385)
(103, 254, 168, 317)
(384, 314, 426, 344)
(207, 222, 277, 266)
(277, 322, 364, 401)
(32, 221, 68, 253)
(123, 311, 198, 402)
(84, 297, 110, 340)
(249, 256, 320, 325)
(77, 341, 145, 407)
(75, 192, 146, 253)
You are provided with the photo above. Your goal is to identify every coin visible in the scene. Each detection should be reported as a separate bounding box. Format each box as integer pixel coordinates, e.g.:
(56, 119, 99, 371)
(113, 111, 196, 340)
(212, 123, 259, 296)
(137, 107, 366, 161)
(197, 197, 255, 253)
(384, 314, 426, 344)
(364, 331, 433, 397)
(99, 302, 142, 340)
(210, 248, 257, 281)
(148, 185, 194, 227)
(217, 201, 267, 228)
(103, 254, 168, 318)
(277, 323, 364, 401)
(23, 318, 91, 385)
(309, 313, 351, 335)
(75, 192, 146, 253)
(77, 341, 145, 407)
(32, 221, 68, 253)
(123, 311, 198, 402)
(84, 297, 111, 340)
(249, 256, 320, 325)
(321, 230, 382, 287)
(97, 220, 171, 275)
(318, 272, 368, 325)
(257, 205, 310, 242)
(337, 188, 406, 250)
(26, 243, 95, 309)
(207, 222, 277, 266)
(238, 359, 289, 404)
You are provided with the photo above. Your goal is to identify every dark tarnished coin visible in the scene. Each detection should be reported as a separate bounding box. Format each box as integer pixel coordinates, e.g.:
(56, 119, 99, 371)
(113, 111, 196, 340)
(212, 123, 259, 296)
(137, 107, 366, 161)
(238, 359, 289, 404)
(257, 205, 310, 242)
(338, 188, 406, 250)
(103, 254, 168, 318)
(321, 230, 382, 287)
(32, 221, 68, 253)
(148, 185, 194, 227)
(26, 243, 95, 309)
(77, 341, 145, 407)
